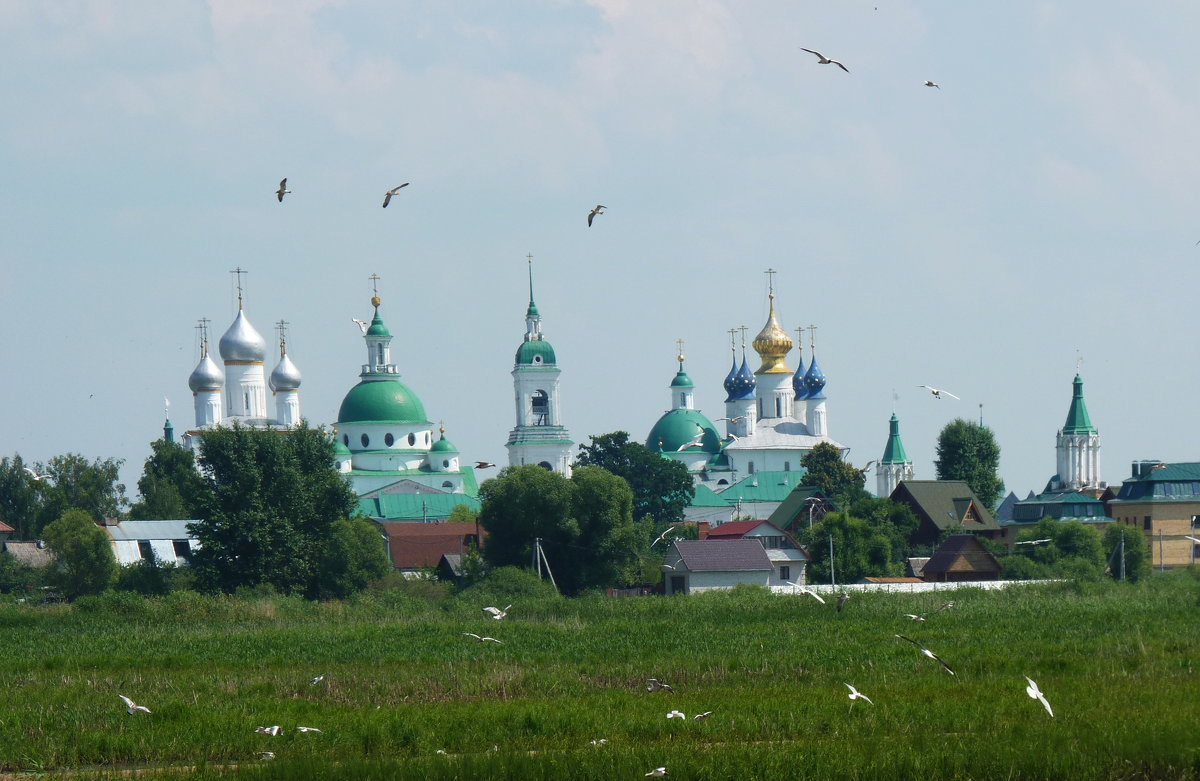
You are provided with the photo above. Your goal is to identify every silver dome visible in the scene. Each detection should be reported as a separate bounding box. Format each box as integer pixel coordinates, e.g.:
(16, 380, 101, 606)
(218, 310, 267, 362)
(188, 353, 224, 391)
(269, 353, 302, 391)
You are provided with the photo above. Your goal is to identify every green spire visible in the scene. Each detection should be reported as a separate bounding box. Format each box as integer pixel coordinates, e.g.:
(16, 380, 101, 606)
(881, 413, 909, 464)
(526, 253, 540, 317)
(1062, 374, 1096, 434)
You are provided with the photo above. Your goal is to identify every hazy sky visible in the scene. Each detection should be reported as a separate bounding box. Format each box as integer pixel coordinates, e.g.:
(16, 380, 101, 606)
(3, 1, 1198, 505)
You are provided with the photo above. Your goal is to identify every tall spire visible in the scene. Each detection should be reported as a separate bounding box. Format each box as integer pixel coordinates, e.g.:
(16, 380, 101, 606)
(881, 413, 909, 464)
(230, 267, 248, 311)
(524, 254, 542, 338)
(1062, 374, 1096, 434)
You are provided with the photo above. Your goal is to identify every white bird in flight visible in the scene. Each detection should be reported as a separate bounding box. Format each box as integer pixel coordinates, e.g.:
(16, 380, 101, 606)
(799, 47, 849, 72)
(119, 695, 151, 715)
(924, 80, 940, 89)
(382, 183, 409, 208)
(645, 769, 668, 778)
(587, 204, 606, 226)
(646, 678, 674, 693)
(666, 710, 685, 719)
(255, 725, 282, 736)
(677, 430, 706, 451)
(483, 604, 511, 620)
(895, 634, 956, 675)
(475, 461, 497, 469)
(275, 178, 291, 202)
(918, 385, 960, 400)
(693, 711, 713, 720)
(296, 726, 323, 733)
(844, 683, 873, 705)
(1024, 676, 1054, 717)
(351, 318, 368, 334)
(463, 632, 503, 644)
(785, 581, 826, 604)
(23, 467, 51, 482)
(651, 527, 678, 547)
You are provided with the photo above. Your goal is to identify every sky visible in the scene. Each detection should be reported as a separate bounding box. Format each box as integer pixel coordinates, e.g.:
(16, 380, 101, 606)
(2, 1, 1199, 506)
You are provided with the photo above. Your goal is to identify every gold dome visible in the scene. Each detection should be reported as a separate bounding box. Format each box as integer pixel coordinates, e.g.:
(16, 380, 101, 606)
(753, 295, 793, 374)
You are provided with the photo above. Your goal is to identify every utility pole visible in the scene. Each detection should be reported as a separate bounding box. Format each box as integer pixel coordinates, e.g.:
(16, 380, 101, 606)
(1119, 527, 1125, 582)
(1158, 528, 1164, 572)
(829, 534, 836, 588)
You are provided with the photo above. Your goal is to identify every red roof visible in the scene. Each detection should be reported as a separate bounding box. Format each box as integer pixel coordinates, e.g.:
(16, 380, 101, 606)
(377, 522, 483, 570)
(0, 521, 13, 533)
(705, 520, 761, 539)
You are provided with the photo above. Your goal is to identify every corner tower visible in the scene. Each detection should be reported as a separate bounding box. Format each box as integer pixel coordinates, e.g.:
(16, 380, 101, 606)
(877, 413, 914, 497)
(505, 257, 573, 475)
(1048, 374, 1101, 492)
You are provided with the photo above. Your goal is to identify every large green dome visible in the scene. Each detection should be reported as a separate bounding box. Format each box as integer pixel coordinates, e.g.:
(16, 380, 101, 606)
(646, 409, 721, 454)
(516, 338, 556, 366)
(338, 380, 428, 424)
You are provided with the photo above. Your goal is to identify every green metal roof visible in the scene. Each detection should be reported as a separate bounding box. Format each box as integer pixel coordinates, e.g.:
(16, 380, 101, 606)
(1009, 490, 1107, 523)
(717, 471, 809, 503)
(358, 493, 480, 521)
(670, 369, 694, 389)
(690, 483, 733, 508)
(646, 409, 721, 454)
(516, 338, 556, 366)
(338, 380, 428, 424)
(1113, 462, 1200, 502)
(366, 308, 391, 337)
(881, 413, 909, 464)
(1061, 374, 1097, 434)
(430, 435, 457, 453)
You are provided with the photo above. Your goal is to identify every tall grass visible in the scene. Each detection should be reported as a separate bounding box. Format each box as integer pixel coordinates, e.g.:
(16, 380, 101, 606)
(4, 573, 1200, 779)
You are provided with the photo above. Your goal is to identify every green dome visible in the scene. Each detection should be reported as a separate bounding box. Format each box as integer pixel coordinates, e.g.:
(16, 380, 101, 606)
(516, 338, 556, 366)
(366, 309, 390, 337)
(646, 409, 721, 454)
(430, 435, 458, 453)
(670, 369, 694, 389)
(333, 439, 352, 455)
(338, 380, 428, 424)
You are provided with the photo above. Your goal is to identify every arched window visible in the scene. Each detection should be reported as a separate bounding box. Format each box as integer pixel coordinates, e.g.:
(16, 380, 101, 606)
(680, 392, 687, 407)
(538, 461, 553, 470)
(531, 390, 549, 425)
(376, 344, 384, 364)
(442, 481, 453, 489)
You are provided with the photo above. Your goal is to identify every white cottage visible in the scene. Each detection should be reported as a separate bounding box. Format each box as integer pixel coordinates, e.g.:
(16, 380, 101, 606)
(101, 520, 198, 567)
(705, 520, 810, 586)
(662, 539, 773, 595)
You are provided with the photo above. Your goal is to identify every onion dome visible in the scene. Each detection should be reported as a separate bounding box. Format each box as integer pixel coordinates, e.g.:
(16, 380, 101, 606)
(645, 409, 722, 454)
(338, 380, 429, 424)
(516, 338, 556, 366)
(218, 310, 267, 362)
(269, 353, 302, 391)
(793, 354, 809, 401)
(752, 296, 792, 374)
(722, 355, 739, 401)
(430, 433, 458, 453)
(188, 353, 224, 391)
(728, 356, 756, 399)
(804, 353, 827, 399)
(366, 306, 391, 337)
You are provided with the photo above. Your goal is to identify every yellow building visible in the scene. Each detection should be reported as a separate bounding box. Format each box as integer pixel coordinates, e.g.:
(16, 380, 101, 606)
(1106, 461, 1200, 569)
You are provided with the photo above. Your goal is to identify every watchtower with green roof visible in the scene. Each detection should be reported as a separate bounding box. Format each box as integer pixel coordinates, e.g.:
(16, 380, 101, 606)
(505, 257, 573, 475)
(1050, 374, 1101, 492)
(877, 413, 915, 497)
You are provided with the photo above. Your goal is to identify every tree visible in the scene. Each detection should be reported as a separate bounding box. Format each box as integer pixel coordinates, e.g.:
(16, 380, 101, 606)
(446, 504, 480, 525)
(1005, 519, 1106, 580)
(35, 454, 127, 530)
(187, 422, 357, 597)
(1103, 524, 1151, 582)
(0, 454, 42, 539)
(796, 510, 893, 585)
(573, 432, 694, 525)
(800, 442, 870, 506)
(477, 464, 643, 595)
(934, 419, 1005, 510)
(315, 517, 392, 599)
(848, 496, 921, 561)
(129, 439, 206, 520)
(42, 508, 119, 599)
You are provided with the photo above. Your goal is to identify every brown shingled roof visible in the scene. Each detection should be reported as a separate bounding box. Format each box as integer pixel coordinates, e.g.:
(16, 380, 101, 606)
(377, 522, 482, 570)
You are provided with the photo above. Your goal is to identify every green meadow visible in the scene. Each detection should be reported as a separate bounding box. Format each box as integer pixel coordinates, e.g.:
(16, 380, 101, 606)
(2, 573, 1199, 780)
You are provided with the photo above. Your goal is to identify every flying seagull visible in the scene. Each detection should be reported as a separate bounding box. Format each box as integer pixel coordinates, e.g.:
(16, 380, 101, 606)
(474, 461, 497, 469)
(23, 467, 51, 482)
(651, 527, 678, 547)
(276, 178, 291, 202)
(587, 205, 606, 227)
(677, 430, 706, 451)
(666, 710, 685, 719)
(924, 80, 940, 89)
(1024, 676, 1054, 717)
(382, 183, 409, 208)
(351, 318, 368, 334)
(119, 695, 151, 715)
(296, 726, 323, 733)
(918, 385, 960, 400)
(310, 674, 325, 686)
(785, 581, 826, 604)
(255, 725, 282, 736)
(645, 769, 668, 778)
(483, 604, 512, 620)
(903, 613, 926, 622)
(464, 632, 503, 644)
(895, 634, 956, 675)
(855, 460, 877, 478)
(844, 683, 873, 705)
(799, 48, 849, 72)
(693, 711, 713, 720)
(646, 678, 674, 693)
(715, 416, 745, 424)
(836, 593, 851, 612)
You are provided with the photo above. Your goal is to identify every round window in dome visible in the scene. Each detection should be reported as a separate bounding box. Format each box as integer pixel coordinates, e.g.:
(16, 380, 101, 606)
(385, 433, 395, 447)
(361, 433, 370, 448)
(408, 433, 416, 446)
(533, 355, 542, 363)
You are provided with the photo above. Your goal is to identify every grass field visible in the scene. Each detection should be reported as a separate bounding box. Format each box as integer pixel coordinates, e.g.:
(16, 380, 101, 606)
(2, 572, 1199, 780)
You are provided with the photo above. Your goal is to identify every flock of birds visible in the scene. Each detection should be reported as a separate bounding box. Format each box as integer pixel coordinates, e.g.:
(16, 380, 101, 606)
(798, 46, 938, 90)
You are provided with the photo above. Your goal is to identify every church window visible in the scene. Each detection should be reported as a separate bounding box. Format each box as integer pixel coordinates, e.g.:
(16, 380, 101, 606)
(717, 479, 728, 485)
(408, 433, 416, 446)
(376, 344, 384, 364)
(442, 481, 453, 489)
(748, 461, 756, 474)
(385, 433, 394, 447)
(680, 392, 687, 407)
(776, 397, 782, 417)
(538, 461, 553, 470)
(757, 399, 763, 418)
(532, 390, 549, 425)
(361, 433, 370, 448)
(443, 460, 450, 468)
(343, 434, 349, 446)
(533, 355, 542, 364)
(784, 461, 790, 471)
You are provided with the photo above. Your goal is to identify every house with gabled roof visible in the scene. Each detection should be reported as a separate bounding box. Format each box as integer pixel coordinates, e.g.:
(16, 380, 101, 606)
(765, 484, 837, 536)
(662, 539, 773, 595)
(705, 519, 810, 586)
(358, 479, 481, 522)
(377, 521, 481, 577)
(921, 534, 1001, 582)
(100, 520, 198, 566)
(889, 480, 1000, 546)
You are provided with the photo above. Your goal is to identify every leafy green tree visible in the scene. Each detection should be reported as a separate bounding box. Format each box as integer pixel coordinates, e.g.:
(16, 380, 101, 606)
(0, 550, 44, 595)
(446, 504, 480, 525)
(1103, 524, 1152, 582)
(574, 432, 694, 525)
(0, 455, 42, 539)
(934, 419, 1005, 510)
(797, 511, 893, 585)
(36, 454, 127, 530)
(129, 439, 207, 520)
(188, 423, 357, 597)
(42, 509, 119, 599)
(477, 464, 642, 595)
(800, 442, 870, 506)
(315, 517, 393, 599)
(848, 496, 921, 560)
(1006, 519, 1105, 579)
